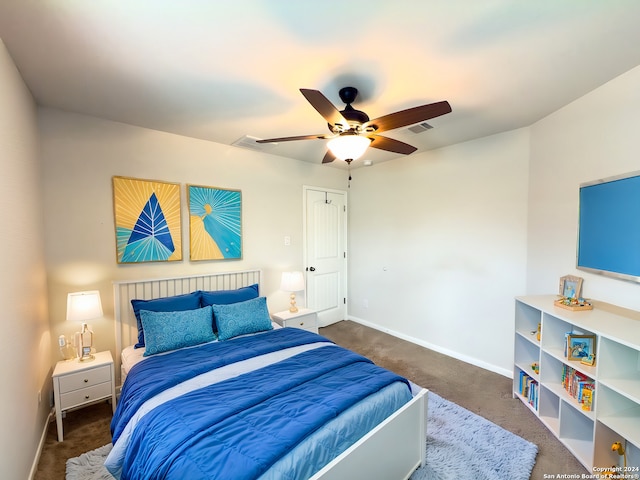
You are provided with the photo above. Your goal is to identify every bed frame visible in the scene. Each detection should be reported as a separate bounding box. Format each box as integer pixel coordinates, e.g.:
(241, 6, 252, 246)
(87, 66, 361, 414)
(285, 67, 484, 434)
(113, 269, 427, 480)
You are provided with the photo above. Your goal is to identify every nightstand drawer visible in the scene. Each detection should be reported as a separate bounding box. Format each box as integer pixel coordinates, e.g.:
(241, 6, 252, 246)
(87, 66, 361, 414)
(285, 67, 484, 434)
(58, 365, 112, 394)
(288, 318, 315, 331)
(271, 309, 318, 334)
(59, 381, 113, 410)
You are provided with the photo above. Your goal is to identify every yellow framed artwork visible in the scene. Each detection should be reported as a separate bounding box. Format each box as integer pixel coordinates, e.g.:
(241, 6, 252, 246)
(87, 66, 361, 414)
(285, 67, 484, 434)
(112, 176, 182, 263)
(188, 184, 242, 261)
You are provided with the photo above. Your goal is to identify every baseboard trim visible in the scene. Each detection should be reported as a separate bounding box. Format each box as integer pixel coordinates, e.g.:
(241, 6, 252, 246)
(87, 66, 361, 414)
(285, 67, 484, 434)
(29, 408, 55, 480)
(346, 315, 512, 378)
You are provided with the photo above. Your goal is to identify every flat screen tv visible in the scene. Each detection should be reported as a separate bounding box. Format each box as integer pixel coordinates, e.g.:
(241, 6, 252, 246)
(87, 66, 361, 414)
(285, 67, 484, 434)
(577, 170, 640, 283)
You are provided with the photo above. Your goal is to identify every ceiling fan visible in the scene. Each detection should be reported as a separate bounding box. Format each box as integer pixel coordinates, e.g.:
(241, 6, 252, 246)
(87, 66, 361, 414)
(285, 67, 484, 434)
(257, 87, 452, 164)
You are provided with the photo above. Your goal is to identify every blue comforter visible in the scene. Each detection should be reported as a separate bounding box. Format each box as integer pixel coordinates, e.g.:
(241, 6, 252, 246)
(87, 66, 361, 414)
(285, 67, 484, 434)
(111, 328, 411, 480)
(112, 328, 324, 442)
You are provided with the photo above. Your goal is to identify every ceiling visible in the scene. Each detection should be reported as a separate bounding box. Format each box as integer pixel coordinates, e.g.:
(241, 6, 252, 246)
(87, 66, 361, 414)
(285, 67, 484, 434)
(1, 0, 640, 168)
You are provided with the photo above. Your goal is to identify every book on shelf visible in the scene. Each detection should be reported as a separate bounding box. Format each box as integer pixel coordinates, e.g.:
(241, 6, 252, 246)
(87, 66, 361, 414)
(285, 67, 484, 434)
(564, 331, 573, 357)
(519, 370, 539, 410)
(561, 364, 595, 411)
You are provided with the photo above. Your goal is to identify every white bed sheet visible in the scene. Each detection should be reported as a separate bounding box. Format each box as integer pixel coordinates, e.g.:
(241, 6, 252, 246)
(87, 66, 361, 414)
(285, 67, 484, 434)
(121, 344, 144, 376)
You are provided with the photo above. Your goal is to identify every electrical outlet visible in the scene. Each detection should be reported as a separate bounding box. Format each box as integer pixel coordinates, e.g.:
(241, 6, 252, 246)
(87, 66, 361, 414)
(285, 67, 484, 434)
(363, 299, 369, 309)
(284, 235, 291, 246)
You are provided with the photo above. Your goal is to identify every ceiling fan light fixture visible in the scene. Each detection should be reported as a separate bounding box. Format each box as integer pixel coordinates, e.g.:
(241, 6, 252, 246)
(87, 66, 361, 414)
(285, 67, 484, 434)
(257, 87, 451, 164)
(327, 133, 372, 161)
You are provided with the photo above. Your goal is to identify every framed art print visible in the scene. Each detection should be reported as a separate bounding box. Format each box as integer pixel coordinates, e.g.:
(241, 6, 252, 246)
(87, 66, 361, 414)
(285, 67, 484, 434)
(559, 275, 583, 299)
(112, 176, 182, 263)
(580, 353, 596, 366)
(188, 184, 242, 261)
(567, 334, 596, 361)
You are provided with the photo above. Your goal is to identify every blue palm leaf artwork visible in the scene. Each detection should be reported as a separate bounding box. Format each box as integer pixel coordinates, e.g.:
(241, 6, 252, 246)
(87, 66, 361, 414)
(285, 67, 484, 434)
(189, 186, 241, 260)
(122, 192, 176, 262)
(113, 176, 182, 263)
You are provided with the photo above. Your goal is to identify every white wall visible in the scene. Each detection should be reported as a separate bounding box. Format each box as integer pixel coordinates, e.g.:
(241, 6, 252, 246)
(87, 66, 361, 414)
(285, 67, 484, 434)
(0, 40, 50, 479)
(39, 109, 347, 367)
(348, 65, 640, 376)
(527, 64, 640, 311)
(348, 129, 530, 375)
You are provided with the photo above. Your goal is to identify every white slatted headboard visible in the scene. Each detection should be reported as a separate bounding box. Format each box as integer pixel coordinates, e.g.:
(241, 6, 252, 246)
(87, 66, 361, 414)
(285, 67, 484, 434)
(112, 269, 261, 387)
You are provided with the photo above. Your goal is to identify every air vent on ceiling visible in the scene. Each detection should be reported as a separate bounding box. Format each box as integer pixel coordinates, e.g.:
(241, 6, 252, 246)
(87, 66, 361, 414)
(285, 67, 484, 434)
(407, 122, 434, 134)
(232, 135, 277, 151)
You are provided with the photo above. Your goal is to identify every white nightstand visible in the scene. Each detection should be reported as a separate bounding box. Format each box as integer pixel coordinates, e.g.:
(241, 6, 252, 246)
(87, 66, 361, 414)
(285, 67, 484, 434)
(272, 308, 318, 334)
(52, 350, 116, 441)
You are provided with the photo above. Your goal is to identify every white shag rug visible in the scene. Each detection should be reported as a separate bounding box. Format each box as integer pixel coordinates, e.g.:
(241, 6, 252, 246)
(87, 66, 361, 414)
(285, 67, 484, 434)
(410, 392, 538, 480)
(66, 444, 114, 480)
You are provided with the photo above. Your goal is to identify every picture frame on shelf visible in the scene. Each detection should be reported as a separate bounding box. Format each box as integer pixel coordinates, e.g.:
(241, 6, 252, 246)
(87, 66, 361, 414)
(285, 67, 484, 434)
(567, 334, 596, 361)
(559, 275, 583, 299)
(580, 353, 596, 366)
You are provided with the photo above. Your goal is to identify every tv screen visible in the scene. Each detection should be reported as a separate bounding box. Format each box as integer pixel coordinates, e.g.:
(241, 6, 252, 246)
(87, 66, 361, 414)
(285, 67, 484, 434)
(577, 170, 640, 283)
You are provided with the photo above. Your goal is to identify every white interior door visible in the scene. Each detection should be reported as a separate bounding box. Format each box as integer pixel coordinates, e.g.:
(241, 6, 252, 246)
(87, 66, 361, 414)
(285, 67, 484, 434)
(304, 186, 347, 327)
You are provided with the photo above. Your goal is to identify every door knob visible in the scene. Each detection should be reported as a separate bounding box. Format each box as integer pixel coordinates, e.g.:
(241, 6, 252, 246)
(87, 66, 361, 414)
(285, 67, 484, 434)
(308, 267, 316, 272)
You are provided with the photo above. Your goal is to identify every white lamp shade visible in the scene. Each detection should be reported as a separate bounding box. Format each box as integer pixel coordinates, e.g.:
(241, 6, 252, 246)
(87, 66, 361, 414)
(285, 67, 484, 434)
(280, 271, 305, 292)
(327, 134, 372, 161)
(66, 291, 104, 322)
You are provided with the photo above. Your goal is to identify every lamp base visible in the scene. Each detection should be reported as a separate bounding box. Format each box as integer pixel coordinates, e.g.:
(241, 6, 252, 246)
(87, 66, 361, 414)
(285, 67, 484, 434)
(289, 293, 299, 313)
(75, 323, 95, 362)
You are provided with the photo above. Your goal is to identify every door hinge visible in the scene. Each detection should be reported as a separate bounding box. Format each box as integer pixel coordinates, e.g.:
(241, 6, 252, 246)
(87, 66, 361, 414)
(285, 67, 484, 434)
(344, 298, 346, 304)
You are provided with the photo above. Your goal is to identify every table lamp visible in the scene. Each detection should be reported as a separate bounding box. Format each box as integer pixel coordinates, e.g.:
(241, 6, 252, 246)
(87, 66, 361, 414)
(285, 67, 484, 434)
(66, 290, 103, 362)
(280, 271, 305, 313)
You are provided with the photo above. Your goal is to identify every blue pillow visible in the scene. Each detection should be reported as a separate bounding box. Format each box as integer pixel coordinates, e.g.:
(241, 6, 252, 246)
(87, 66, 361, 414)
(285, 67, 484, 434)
(200, 284, 259, 307)
(213, 296, 273, 341)
(140, 306, 216, 356)
(131, 291, 202, 348)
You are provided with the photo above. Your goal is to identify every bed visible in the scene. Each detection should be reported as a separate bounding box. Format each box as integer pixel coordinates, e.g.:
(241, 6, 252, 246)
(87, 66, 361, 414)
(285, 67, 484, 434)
(108, 269, 427, 480)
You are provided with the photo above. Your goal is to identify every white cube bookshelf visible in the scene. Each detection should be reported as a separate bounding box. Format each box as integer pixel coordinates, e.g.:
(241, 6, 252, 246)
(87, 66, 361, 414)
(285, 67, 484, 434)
(514, 295, 640, 472)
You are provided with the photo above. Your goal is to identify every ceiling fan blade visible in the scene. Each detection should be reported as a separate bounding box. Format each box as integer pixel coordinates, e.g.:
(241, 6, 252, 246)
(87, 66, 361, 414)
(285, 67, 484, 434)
(256, 134, 329, 144)
(363, 101, 452, 133)
(369, 135, 417, 155)
(300, 89, 349, 130)
(322, 150, 336, 164)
